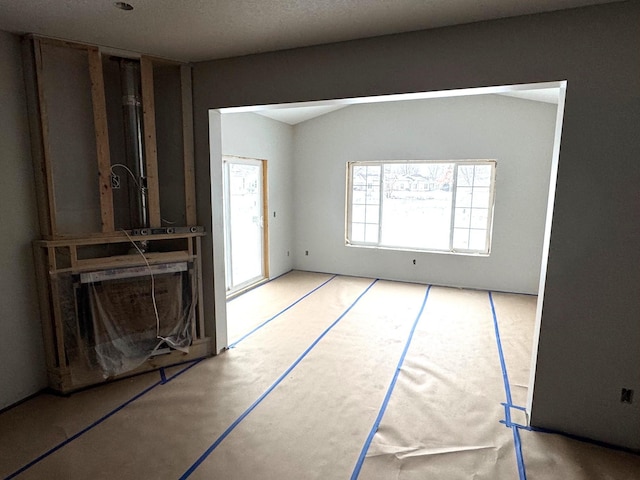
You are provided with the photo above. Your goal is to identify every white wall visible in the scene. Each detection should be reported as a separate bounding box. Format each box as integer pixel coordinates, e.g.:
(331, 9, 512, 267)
(292, 95, 556, 294)
(221, 112, 295, 278)
(0, 31, 47, 409)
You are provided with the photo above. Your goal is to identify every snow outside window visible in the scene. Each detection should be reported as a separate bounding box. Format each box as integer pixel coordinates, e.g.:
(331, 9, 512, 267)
(346, 160, 496, 254)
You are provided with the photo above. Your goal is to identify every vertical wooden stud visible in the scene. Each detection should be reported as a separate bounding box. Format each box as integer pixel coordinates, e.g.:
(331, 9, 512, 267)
(22, 38, 54, 237)
(46, 247, 67, 370)
(88, 48, 115, 232)
(140, 56, 161, 228)
(32, 244, 57, 368)
(181, 65, 197, 226)
(33, 39, 59, 236)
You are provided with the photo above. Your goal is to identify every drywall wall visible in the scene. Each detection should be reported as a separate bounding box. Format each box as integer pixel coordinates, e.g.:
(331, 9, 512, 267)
(292, 95, 556, 294)
(221, 112, 295, 278)
(193, 1, 640, 450)
(39, 42, 101, 234)
(0, 31, 47, 409)
(155, 64, 188, 227)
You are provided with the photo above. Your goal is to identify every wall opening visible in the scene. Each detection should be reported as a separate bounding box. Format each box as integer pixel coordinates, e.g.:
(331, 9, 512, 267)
(209, 81, 567, 418)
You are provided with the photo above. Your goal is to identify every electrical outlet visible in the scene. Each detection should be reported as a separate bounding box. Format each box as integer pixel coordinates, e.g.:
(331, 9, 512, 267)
(621, 388, 634, 404)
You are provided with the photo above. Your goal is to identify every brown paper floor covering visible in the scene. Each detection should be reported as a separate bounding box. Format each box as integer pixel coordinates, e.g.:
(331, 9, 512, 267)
(1, 271, 639, 479)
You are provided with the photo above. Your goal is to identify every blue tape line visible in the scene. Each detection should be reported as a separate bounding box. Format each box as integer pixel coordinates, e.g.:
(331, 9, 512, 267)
(511, 425, 527, 480)
(179, 279, 379, 479)
(489, 292, 513, 406)
(228, 274, 338, 348)
(489, 292, 527, 480)
(160, 367, 167, 384)
(501, 420, 532, 431)
(4, 358, 204, 480)
(350, 285, 431, 480)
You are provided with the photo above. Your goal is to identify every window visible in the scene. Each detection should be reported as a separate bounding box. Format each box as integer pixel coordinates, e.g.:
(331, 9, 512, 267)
(346, 160, 496, 254)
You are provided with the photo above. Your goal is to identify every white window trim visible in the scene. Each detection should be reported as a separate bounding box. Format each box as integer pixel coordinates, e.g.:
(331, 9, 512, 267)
(346, 159, 497, 255)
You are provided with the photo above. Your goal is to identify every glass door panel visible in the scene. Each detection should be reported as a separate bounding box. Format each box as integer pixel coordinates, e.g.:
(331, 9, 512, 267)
(223, 158, 265, 293)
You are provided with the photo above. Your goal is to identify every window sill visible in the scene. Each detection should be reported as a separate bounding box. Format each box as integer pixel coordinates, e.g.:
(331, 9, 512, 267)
(345, 242, 490, 257)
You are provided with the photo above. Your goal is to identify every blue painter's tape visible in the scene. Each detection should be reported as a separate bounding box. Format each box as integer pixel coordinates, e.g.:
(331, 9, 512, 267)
(179, 279, 379, 479)
(350, 285, 431, 480)
(489, 292, 513, 406)
(160, 367, 167, 384)
(229, 274, 338, 348)
(512, 425, 527, 480)
(4, 358, 204, 480)
(503, 402, 513, 427)
(489, 292, 527, 480)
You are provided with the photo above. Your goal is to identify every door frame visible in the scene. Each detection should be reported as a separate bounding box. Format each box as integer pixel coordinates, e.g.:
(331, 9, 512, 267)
(222, 155, 269, 296)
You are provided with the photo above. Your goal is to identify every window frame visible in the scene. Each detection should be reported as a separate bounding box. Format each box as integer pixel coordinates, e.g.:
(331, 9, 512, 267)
(345, 159, 497, 255)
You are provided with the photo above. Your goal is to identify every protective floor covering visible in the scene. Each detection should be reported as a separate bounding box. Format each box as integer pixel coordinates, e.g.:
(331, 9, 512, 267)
(1, 271, 639, 479)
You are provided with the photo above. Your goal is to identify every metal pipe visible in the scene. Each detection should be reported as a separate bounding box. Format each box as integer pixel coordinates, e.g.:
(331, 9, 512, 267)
(119, 59, 148, 228)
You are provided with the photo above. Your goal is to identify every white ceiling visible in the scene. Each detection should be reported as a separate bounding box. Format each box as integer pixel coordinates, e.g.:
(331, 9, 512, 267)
(249, 87, 561, 125)
(0, 0, 622, 62)
(256, 105, 347, 125)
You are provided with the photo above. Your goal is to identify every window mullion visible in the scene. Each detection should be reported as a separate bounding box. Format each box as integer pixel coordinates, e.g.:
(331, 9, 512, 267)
(449, 164, 459, 251)
(467, 165, 475, 251)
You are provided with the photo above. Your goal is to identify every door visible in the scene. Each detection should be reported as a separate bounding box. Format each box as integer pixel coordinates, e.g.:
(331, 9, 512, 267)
(223, 156, 267, 294)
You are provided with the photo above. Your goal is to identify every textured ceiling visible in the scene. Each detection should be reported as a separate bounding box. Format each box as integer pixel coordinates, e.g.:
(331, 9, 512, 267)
(0, 0, 623, 62)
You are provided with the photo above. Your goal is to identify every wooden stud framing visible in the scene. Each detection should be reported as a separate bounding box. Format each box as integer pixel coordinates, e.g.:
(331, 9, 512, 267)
(88, 47, 115, 232)
(36, 230, 203, 247)
(26, 36, 212, 393)
(30, 35, 97, 52)
(140, 56, 161, 228)
(69, 245, 78, 269)
(46, 247, 68, 371)
(32, 243, 57, 368)
(33, 39, 59, 236)
(181, 65, 197, 225)
(22, 38, 54, 237)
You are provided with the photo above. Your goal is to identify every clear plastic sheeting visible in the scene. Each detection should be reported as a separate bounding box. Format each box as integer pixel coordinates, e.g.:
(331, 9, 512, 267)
(58, 262, 196, 383)
(87, 268, 194, 377)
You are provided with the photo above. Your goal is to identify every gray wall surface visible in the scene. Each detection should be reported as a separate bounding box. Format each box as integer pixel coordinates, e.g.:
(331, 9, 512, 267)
(221, 112, 295, 279)
(0, 31, 47, 409)
(291, 96, 556, 293)
(193, 1, 640, 449)
(39, 43, 101, 234)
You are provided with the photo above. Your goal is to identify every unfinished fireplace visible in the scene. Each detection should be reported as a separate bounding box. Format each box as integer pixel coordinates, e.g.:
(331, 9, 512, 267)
(78, 262, 194, 377)
(25, 35, 212, 394)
